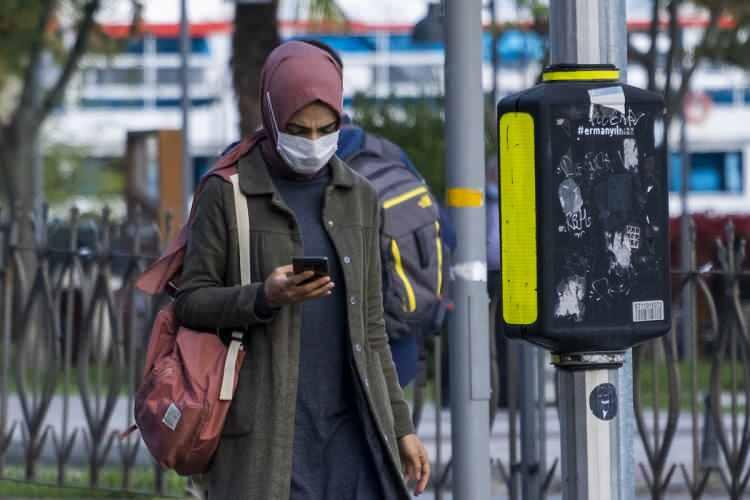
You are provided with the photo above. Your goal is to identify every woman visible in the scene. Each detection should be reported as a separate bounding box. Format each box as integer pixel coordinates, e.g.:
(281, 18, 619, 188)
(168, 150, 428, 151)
(174, 41, 430, 499)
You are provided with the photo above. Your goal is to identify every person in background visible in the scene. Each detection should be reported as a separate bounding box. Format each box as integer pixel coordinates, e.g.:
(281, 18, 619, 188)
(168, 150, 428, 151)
(301, 38, 456, 390)
(176, 41, 429, 500)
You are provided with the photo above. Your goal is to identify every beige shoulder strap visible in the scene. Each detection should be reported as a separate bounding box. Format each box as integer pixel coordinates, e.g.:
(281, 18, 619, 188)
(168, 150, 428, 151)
(220, 173, 251, 401)
(230, 173, 251, 285)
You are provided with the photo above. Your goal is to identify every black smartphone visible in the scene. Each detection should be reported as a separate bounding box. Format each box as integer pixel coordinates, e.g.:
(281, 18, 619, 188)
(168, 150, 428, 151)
(292, 256, 330, 285)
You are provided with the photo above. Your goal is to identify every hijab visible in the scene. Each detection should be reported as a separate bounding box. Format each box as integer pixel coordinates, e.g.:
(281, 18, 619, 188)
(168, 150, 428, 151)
(258, 40, 344, 179)
(136, 41, 344, 294)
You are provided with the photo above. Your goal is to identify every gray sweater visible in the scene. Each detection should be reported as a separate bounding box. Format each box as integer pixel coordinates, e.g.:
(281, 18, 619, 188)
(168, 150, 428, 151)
(273, 171, 397, 499)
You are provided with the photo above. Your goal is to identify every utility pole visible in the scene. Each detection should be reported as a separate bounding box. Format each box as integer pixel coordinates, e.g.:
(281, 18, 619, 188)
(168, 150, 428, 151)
(549, 1, 634, 499)
(444, 0, 492, 498)
(679, 112, 693, 361)
(180, 0, 192, 215)
(489, 0, 499, 109)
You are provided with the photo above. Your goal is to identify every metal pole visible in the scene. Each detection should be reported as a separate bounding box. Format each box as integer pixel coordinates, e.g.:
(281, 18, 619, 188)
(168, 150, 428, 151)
(516, 0, 546, 488)
(520, 343, 542, 498)
(679, 116, 692, 359)
(489, 0, 499, 109)
(549, 1, 633, 499)
(444, 0, 492, 498)
(556, 353, 623, 500)
(180, 0, 192, 216)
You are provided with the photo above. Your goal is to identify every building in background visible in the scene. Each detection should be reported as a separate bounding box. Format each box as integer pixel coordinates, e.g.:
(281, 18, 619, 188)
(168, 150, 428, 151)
(40, 0, 750, 220)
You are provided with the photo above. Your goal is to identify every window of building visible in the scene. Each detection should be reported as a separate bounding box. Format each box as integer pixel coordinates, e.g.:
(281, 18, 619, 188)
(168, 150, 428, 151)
(124, 39, 144, 54)
(155, 37, 210, 54)
(88, 67, 144, 85)
(705, 89, 734, 105)
(670, 151, 744, 193)
(79, 97, 217, 109)
(156, 67, 204, 85)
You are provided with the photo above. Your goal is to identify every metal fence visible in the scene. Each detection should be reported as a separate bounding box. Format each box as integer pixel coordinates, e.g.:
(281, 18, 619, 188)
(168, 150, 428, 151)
(1, 206, 749, 498)
(635, 221, 750, 500)
(0, 206, 179, 496)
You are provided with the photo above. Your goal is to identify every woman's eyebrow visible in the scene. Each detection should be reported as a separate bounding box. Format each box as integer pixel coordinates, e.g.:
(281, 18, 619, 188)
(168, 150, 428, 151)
(286, 122, 311, 132)
(287, 120, 338, 131)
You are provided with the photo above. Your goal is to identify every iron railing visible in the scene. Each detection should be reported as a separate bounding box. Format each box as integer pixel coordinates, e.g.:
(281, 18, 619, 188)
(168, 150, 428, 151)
(1, 206, 749, 499)
(0, 206, 178, 496)
(635, 221, 750, 500)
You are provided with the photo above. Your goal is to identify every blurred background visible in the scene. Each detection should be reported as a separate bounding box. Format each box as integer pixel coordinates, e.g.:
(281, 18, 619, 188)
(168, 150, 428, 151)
(3, 0, 749, 230)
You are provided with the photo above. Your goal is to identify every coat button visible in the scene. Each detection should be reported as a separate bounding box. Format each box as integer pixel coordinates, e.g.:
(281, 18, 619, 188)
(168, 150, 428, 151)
(328, 220, 334, 227)
(343, 256, 351, 264)
(350, 296, 357, 305)
(364, 378, 369, 388)
(354, 343, 362, 352)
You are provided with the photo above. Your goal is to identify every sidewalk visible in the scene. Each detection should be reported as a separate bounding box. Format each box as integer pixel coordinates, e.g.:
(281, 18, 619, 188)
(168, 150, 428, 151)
(2, 395, 730, 496)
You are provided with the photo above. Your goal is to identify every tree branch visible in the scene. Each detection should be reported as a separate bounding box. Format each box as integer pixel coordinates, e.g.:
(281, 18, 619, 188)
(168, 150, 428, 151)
(34, 0, 101, 128)
(663, 0, 682, 117)
(11, 0, 56, 126)
(679, 1, 727, 100)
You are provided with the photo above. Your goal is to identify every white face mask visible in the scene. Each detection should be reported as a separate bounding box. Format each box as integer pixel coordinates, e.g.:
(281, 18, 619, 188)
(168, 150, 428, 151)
(266, 92, 339, 175)
(276, 130, 340, 175)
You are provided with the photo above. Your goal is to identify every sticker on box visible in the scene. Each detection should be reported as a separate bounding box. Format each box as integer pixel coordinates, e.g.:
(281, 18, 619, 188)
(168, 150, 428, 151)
(632, 300, 664, 322)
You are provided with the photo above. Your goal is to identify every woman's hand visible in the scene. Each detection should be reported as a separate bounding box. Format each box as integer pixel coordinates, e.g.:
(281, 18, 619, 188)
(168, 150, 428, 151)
(263, 265, 333, 307)
(398, 433, 430, 496)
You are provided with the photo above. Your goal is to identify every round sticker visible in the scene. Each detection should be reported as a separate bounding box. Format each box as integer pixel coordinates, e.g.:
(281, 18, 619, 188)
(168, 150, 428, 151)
(589, 383, 618, 421)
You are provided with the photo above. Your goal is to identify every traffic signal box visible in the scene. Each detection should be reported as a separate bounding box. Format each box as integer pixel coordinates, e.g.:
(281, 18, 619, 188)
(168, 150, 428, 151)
(497, 64, 671, 353)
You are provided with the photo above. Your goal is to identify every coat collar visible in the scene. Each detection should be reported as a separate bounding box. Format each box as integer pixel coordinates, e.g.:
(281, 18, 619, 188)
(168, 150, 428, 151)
(238, 146, 354, 197)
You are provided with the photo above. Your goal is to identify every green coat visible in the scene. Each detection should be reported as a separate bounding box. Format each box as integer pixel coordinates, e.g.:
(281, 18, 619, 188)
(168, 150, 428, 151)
(174, 147, 414, 499)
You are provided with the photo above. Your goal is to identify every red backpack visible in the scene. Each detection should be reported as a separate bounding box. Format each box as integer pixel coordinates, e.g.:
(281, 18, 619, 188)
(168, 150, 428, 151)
(123, 138, 257, 474)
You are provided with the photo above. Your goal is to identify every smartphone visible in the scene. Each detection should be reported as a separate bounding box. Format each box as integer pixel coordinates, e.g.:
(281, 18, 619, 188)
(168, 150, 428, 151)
(292, 256, 330, 285)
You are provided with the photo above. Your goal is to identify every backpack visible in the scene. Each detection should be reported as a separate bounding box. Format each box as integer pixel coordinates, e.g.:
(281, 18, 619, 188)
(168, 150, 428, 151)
(343, 131, 449, 340)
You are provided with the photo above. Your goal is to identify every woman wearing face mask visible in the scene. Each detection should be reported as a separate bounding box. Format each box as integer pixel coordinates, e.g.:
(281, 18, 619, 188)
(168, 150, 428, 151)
(174, 41, 430, 499)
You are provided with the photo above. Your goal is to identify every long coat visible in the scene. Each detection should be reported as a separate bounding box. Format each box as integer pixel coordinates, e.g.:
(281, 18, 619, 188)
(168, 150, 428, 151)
(174, 147, 414, 499)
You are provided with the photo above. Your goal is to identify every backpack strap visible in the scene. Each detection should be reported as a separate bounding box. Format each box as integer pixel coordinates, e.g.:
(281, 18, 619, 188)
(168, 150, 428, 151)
(220, 173, 251, 401)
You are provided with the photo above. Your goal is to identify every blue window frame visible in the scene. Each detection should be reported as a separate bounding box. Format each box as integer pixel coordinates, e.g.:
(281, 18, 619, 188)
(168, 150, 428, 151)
(80, 97, 217, 109)
(124, 39, 145, 54)
(155, 37, 209, 54)
(705, 89, 734, 105)
(670, 151, 744, 193)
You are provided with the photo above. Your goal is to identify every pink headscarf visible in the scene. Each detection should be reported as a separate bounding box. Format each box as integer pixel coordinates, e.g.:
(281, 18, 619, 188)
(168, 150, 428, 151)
(261, 40, 343, 144)
(136, 41, 344, 294)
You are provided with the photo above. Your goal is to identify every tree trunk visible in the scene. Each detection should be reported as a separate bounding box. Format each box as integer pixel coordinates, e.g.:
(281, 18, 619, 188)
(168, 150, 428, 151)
(232, 1, 280, 137)
(0, 120, 41, 344)
(2, 120, 42, 231)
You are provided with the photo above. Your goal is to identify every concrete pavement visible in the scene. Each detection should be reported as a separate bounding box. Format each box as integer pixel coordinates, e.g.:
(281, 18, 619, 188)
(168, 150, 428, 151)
(2, 395, 733, 497)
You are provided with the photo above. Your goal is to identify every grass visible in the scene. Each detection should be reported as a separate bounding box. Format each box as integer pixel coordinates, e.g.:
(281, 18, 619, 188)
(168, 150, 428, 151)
(0, 465, 187, 499)
(636, 358, 748, 410)
(1, 358, 139, 397)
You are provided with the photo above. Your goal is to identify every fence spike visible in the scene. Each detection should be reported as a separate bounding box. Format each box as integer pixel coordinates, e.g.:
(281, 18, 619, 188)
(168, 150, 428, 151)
(639, 462, 653, 490)
(541, 458, 559, 494)
(662, 463, 678, 493)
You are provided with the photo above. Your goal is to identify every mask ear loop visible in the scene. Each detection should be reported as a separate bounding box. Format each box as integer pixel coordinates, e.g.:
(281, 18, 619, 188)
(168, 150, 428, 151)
(265, 91, 282, 148)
